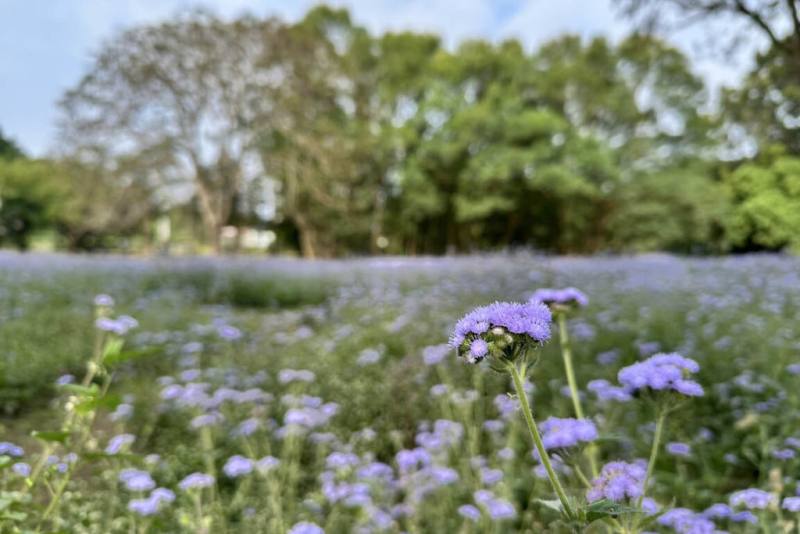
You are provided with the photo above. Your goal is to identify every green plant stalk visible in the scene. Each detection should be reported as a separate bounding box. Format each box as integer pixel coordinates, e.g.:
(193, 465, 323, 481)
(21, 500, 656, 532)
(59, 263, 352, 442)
(508, 361, 575, 520)
(556, 312, 599, 477)
(637, 409, 666, 512)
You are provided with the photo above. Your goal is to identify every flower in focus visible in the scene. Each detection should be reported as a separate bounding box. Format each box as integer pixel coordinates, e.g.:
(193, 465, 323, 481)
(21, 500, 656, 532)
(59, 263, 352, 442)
(450, 301, 552, 365)
(587, 460, 646, 503)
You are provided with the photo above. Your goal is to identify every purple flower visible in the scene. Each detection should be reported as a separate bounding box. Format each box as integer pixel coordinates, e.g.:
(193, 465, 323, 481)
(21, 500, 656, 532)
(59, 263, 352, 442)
(587, 461, 646, 503)
(539, 417, 598, 450)
(178, 472, 215, 491)
(94, 294, 114, 307)
(730, 510, 758, 523)
(326, 452, 360, 470)
(480, 467, 503, 486)
(772, 448, 795, 460)
(784, 497, 800, 512)
(450, 301, 552, 363)
(223, 455, 253, 477)
(486, 498, 516, 520)
(530, 287, 589, 308)
(422, 344, 449, 366)
(617, 353, 703, 397)
(256, 456, 280, 474)
(469, 339, 488, 360)
(12, 462, 30, 477)
(119, 469, 155, 492)
(702, 503, 732, 519)
(458, 504, 481, 522)
(128, 497, 158, 516)
(587, 379, 632, 402)
(151, 487, 175, 503)
(729, 488, 775, 510)
(0, 442, 24, 457)
(56, 374, 75, 386)
(278, 369, 316, 384)
(666, 442, 692, 457)
(105, 434, 135, 455)
(288, 522, 324, 534)
(217, 324, 242, 341)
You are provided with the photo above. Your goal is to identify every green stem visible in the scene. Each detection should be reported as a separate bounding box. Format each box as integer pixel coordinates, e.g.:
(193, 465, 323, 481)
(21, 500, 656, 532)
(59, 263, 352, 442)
(508, 361, 575, 520)
(557, 313, 583, 419)
(637, 410, 666, 511)
(557, 312, 598, 477)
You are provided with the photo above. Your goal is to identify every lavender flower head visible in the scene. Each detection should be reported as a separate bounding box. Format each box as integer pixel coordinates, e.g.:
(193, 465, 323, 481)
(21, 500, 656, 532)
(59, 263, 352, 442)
(617, 353, 704, 397)
(530, 287, 589, 310)
(450, 301, 552, 365)
(540, 417, 598, 451)
(223, 455, 254, 478)
(587, 460, 647, 503)
(729, 488, 776, 510)
(288, 521, 325, 534)
(178, 472, 215, 491)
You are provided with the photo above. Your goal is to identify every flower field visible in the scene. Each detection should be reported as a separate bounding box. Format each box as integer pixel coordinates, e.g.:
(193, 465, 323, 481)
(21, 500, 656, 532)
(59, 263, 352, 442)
(1, 252, 800, 533)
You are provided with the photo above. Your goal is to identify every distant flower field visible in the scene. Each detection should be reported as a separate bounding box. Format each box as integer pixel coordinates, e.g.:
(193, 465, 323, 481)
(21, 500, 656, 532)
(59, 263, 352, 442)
(1, 252, 800, 532)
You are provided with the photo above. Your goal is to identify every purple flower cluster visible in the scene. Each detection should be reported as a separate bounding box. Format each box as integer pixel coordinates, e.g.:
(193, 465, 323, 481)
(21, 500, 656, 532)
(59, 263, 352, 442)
(450, 301, 552, 363)
(127, 487, 175, 517)
(95, 315, 138, 336)
(587, 379, 632, 402)
(617, 353, 704, 397)
(530, 287, 589, 308)
(178, 472, 215, 491)
(587, 461, 646, 502)
(729, 488, 775, 510)
(539, 417, 598, 450)
(119, 468, 155, 492)
(658, 508, 718, 533)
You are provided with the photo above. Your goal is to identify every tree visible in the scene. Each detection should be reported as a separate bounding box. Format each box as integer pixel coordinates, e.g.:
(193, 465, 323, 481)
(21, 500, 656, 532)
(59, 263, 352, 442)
(57, 11, 275, 252)
(0, 158, 64, 250)
(722, 150, 800, 251)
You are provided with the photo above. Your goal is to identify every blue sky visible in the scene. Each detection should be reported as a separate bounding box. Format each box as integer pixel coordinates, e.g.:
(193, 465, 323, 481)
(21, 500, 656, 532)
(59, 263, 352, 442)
(0, 0, 756, 156)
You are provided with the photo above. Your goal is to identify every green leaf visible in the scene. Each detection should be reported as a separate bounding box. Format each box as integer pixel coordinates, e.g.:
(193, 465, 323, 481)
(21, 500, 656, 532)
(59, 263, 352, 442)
(31, 430, 70, 443)
(102, 338, 124, 361)
(584, 499, 639, 522)
(105, 345, 159, 366)
(537, 498, 564, 513)
(59, 383, 99, 397)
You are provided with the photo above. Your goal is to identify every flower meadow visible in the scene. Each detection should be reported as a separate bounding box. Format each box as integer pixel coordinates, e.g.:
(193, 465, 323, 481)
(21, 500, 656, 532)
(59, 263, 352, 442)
(2, 252, 800, 532)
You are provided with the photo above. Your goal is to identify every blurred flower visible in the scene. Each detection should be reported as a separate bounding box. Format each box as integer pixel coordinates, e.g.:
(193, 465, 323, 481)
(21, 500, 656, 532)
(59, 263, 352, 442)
(617, 353, 703, 397)
(587, 461, 646, 502)
(730, 488, 775, 510)
(666, 442, 692, 457)
(178, 472, 215, 491)
(106, 433, 135, 455)
(223, 455, 253, 477)
(288, 522, 324, 534)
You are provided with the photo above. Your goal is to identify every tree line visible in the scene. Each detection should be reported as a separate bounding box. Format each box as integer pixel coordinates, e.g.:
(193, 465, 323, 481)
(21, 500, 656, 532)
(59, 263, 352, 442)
(2, 3, 800, 256)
